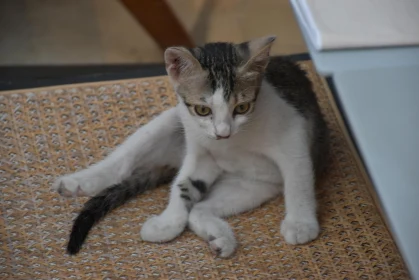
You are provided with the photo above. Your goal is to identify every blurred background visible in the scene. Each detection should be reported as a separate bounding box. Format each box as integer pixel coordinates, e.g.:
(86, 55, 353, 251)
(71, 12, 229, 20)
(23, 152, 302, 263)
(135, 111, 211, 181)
(0, 0, 307, 65)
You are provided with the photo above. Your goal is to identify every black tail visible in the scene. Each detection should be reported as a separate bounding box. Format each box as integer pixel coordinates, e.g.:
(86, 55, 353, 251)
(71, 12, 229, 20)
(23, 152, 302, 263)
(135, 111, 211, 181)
(67, 166, 177, 255)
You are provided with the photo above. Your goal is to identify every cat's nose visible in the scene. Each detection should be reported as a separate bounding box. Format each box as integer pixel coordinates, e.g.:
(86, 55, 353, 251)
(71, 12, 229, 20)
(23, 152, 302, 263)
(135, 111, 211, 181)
(215, 123, 230, 139)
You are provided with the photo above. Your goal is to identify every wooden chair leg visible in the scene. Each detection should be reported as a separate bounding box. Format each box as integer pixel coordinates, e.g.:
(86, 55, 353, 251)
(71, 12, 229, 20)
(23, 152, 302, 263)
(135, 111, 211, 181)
(119, 0, 194, 50)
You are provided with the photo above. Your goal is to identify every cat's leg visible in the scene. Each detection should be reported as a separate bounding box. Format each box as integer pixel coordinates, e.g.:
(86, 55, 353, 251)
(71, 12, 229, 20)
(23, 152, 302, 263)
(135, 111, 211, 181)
(140, 147, 222, 243)
(188, 175, 281, 258)
(53, 107, 184, 197)
(268, 127, 320, 245)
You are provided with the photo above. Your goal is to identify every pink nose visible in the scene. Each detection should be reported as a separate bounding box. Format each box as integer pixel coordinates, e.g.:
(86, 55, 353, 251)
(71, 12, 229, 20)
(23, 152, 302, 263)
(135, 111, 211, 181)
(215, 123, 231, 139)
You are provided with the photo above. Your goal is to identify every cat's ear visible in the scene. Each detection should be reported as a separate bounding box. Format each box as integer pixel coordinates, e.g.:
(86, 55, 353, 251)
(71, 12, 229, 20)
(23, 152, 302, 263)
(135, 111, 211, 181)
(165, 47, 202, 84)
(238, 36, 276, 77)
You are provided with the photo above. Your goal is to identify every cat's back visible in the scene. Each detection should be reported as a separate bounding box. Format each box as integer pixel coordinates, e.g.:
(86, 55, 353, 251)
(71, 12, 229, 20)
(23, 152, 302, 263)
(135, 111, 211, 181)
(264, 57, 319, 118)
(265, 57, 329, 175)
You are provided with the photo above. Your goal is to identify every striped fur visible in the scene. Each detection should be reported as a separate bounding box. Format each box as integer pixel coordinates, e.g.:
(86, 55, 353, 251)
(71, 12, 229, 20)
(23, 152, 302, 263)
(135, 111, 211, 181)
(67, 166, 177, 255)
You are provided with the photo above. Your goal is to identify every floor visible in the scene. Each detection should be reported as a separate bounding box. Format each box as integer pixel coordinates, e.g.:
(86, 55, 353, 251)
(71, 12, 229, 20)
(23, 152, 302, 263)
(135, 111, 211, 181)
(0, 0, 307, 65)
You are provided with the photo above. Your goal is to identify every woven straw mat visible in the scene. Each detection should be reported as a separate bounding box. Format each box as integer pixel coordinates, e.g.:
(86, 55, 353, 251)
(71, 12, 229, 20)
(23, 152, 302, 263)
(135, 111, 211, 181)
(0, 61, 409, 279)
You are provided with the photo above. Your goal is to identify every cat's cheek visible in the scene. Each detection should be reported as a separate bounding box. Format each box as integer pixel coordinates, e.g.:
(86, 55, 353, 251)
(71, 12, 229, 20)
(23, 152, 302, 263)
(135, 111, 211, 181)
(234, 115, 248, 129)
(198, 119, 217, 138)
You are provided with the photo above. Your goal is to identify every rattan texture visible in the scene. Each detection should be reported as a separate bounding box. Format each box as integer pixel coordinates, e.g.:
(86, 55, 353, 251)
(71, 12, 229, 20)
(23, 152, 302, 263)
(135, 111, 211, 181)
(0, 61, 409, 279)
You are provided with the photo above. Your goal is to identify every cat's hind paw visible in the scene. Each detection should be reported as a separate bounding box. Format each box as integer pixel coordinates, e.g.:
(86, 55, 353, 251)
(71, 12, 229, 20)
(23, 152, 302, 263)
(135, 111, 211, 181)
(53, 176, 89, 197)
(209, 236, 236, 258)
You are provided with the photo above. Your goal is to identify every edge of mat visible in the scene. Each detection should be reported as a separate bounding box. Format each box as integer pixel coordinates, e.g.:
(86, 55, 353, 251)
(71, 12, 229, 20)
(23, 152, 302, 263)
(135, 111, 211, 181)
(0, 54, 311, 91)
(0, 77, 161, 95)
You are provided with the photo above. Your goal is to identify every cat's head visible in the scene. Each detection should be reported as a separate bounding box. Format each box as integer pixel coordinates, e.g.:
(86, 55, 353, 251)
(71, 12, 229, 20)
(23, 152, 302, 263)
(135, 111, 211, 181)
(165, 36, 275, 140)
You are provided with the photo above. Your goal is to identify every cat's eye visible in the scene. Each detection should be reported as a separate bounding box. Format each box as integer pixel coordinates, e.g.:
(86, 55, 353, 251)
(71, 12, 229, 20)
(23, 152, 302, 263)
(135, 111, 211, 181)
(194, 105, 212, 116)
(234, 102, 251, 115)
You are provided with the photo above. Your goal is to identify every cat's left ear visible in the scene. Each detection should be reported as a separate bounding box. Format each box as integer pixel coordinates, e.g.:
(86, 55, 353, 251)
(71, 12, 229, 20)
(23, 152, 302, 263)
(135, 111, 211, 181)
(164, 47, 202, 85)
(238, 36, 276, 77)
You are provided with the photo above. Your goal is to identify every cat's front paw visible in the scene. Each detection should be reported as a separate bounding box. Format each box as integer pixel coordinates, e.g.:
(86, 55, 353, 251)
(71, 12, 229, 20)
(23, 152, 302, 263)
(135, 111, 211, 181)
(53, 176, 89, 197)
(280, 216, 319, 245)
(140, 212, 188, 243)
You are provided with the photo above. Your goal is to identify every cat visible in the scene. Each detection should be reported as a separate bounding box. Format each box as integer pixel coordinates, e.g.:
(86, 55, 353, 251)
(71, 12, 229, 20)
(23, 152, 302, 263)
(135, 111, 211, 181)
(53, 36, 328, 258)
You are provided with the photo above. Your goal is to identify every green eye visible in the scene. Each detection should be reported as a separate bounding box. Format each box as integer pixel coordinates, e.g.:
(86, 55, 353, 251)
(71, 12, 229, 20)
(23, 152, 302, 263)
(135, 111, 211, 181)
(194, 105, 212, 116)
(234, 102, 251, 115)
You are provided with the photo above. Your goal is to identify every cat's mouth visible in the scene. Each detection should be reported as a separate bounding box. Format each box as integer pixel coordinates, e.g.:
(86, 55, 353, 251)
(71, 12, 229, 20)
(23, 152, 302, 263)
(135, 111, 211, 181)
(215, 135, 230, 140)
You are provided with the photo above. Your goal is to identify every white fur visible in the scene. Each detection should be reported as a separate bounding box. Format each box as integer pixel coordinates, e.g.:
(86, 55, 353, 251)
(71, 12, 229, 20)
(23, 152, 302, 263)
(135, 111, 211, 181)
(188, 174, 281, 257)
(192, 87, 247, 139)
(54, 80, 319, 258)
(53, 107, 184, 196)
(211, 88, 232, 137)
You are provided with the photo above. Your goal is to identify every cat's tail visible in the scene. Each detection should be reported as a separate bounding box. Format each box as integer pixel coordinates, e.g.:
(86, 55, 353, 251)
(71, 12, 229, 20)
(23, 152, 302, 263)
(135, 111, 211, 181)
(67, 166, 177, 255)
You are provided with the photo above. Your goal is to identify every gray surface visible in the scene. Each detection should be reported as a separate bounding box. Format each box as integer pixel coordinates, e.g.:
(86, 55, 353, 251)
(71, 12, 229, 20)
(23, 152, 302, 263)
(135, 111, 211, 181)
(334, 67, 419, 279)
(290, 0, 419, 76)
(290, 0, 419, 278)
(306, 40, 419, 76)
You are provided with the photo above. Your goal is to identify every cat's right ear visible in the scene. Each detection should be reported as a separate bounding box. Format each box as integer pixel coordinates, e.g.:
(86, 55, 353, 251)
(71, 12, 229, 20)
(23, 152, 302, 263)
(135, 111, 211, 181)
(239, 36, 275, 74)
(165, 47, 201, 84)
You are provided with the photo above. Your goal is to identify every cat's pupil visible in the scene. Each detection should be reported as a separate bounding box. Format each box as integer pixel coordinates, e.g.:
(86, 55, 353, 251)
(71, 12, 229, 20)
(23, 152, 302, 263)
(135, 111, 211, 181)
(195, 105, 211, 116)
(234, 103, 250, 115)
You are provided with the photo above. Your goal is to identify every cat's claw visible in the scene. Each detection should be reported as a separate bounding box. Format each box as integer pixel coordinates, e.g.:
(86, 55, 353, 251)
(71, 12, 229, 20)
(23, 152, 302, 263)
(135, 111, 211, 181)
(280, 217, 320, 245)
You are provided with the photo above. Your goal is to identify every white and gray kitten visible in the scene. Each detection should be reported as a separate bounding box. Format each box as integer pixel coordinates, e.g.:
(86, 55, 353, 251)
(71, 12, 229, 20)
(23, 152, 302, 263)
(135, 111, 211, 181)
(54, 36, 328, 258)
